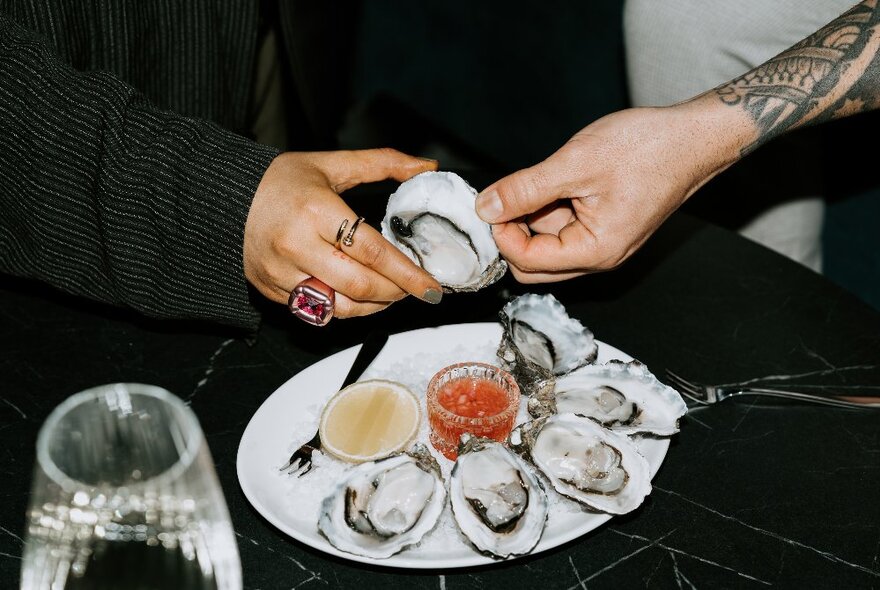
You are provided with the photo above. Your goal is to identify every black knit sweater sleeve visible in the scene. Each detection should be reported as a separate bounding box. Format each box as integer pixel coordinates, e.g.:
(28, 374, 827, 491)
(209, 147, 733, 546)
(0, 13, 280, 330)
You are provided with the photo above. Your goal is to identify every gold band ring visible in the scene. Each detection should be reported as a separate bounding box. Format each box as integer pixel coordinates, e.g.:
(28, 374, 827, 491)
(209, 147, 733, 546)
(334, 219, 349, 248)
(342, 217, 365, 248)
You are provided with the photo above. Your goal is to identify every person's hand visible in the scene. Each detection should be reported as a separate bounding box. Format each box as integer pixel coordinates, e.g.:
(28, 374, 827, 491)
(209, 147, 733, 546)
(475, 101, 751, 282)
(244, 148, 443, 318)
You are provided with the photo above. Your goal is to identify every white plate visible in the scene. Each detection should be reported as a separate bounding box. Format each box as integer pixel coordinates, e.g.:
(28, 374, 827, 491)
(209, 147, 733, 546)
(237, 322, 669, 569)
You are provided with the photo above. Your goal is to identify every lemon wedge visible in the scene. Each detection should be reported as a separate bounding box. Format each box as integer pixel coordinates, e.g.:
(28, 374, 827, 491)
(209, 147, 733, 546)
(319, 379, 421, 463)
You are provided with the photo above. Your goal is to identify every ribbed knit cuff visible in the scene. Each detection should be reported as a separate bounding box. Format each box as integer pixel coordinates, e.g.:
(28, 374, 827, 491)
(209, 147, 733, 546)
(143, 122, 281, 331)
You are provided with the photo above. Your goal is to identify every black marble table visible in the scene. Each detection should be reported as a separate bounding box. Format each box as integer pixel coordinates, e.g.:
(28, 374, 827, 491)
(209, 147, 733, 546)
(1, 213, 878, 589)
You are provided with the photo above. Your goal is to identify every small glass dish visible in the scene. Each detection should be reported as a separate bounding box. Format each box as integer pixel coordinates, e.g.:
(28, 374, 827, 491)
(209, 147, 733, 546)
(426, 362, 520, 460)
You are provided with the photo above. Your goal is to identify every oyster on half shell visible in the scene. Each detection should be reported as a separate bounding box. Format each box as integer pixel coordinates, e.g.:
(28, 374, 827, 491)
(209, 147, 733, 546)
(381, 171, 507, 292)
(497, 293, 598, 395)
(449, 435, 548, 559)
(527, 360, 688, 436)
(509, 413, 651, 515)
(317, 444, 446, 558)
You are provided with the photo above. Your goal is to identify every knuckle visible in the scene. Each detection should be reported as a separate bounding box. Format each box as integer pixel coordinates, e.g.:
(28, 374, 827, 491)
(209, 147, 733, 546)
(509, 267, 537, 284)
(558, 139, 585, 167)
(334, 300, 352, 319)
(376, 147, 400, 159)
(605, 257, 626, 271)
(273, 236, 297, 259)
(302, 198, 327, 221)
(262, 261, 289, 291)
(517, 260, 541, 274)
(368, 147, 400, 169)
(500, 167, 548, 212)
(344, 273, 376, 301)
(497, 176, 528, 211)
(404, 268, 432, 293)
(358, 239, 386, 269)
(609, 249, 633, 270)
(252, 276, 284, 303)
(595, 248, 627, 272)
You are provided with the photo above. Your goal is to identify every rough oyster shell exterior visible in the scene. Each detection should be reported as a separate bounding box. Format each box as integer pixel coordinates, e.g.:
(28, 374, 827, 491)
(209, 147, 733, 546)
(497, 293, 598, 395)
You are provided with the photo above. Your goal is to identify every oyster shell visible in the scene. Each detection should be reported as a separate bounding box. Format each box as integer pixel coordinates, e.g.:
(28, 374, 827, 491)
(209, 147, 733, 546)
(527, 360, 688, 435)
(497, 293, 598, 394)
(509, 413, 651, 515)
(449, 435, 548, 559)
(381, 171, 507, 292)
(317, 444, 446, 558)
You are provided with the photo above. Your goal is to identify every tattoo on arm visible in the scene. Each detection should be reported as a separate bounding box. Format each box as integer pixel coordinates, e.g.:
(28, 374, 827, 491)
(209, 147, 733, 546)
(715, 0, 880, 155)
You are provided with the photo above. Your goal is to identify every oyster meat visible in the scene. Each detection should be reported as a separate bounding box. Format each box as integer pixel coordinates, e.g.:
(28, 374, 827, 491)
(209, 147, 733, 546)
(449, 435, 548, 559)
(317, 444, 446, 558)
(498, 293, 598, 394)
(527, 360, 687, 435)
(381, 171, 507, 292)
(510, 413, 651, 515)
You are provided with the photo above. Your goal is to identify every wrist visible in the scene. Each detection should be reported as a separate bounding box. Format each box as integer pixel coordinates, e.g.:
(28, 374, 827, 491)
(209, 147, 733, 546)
(671, 91, 759, 186)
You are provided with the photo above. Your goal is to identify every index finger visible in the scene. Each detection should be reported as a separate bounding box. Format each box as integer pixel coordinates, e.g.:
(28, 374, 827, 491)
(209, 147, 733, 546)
(492, 220, 608, 273)
(317, 208, 444, 304)
(316, 149, 440, 192)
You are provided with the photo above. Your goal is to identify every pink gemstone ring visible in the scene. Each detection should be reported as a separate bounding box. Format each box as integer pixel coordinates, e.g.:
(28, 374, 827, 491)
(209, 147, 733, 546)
(289, 277, 335, 326)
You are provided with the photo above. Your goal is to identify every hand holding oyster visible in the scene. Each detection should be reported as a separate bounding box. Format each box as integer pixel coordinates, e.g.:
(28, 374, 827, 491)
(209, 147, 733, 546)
(381, 171, 507, 292)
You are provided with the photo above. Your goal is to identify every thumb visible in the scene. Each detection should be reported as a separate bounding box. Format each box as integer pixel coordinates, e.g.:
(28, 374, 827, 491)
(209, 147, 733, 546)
(476, 159, 567, 223)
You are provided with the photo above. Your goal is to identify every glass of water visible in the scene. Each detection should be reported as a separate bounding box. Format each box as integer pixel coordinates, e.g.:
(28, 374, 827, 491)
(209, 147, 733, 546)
(20, 383, 241, 590)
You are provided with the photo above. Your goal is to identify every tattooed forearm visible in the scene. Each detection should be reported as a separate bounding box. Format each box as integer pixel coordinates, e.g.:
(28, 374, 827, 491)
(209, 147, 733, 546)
(715, 0, 880, 155)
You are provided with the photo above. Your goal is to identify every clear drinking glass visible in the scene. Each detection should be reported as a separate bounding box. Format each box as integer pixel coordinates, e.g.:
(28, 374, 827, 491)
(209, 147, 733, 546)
(20, 383, 241, 590)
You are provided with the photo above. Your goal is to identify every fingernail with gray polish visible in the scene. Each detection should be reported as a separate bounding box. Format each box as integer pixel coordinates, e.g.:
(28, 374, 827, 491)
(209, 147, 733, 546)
(422, 288, 443, 304)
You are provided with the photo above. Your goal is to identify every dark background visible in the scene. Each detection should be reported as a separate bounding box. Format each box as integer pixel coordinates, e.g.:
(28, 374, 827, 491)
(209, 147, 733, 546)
(318, 1, 879, 311)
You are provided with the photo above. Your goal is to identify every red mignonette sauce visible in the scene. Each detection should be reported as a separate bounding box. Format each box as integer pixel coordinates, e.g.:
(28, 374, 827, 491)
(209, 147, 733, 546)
(427, 362, 520, 460)
(436, 378, 510, 418)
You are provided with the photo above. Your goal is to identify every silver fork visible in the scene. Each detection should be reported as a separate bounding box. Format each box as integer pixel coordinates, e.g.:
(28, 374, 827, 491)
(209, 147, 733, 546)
(664, 369, 880, 410)
(279, 330, 390, 477)
(281, 431, 321, 477)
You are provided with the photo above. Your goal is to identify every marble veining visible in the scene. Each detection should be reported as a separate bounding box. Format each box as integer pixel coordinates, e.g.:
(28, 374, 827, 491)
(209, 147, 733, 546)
(567, 556, 588, 590)
(730, 364, 879, 387)
(234, 532, 327, 587)
(683, 412, 714, 430)
(800, 342, 836, 370)
(655, 487, 880, 576)
(731, 397, 759, 432)
(0, 525, 22, 546)
(0, 398, 26, 419)
(563, 530, 677, 589)
(187, 338, 236, 403)
(706, 430, 777, 450)
(668, 552, 699, 590)
(609, 530, 771, 586)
